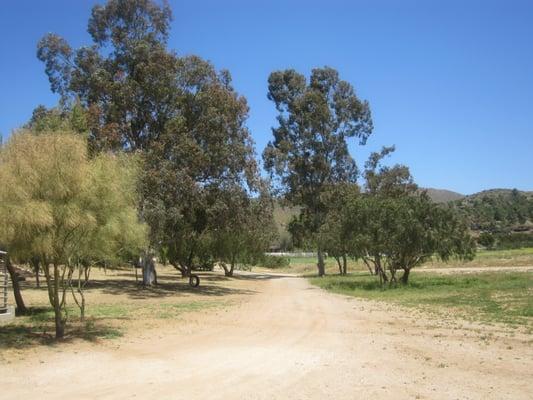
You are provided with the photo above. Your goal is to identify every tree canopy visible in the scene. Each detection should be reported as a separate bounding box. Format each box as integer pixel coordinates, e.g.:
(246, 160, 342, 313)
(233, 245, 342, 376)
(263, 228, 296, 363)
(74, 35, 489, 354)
(0, 130, 148, 337)
(141, 56, 272, 277)
(320, 148, 475, 284)
(263, 67, 373, 275)
(37, 0, 178, 152)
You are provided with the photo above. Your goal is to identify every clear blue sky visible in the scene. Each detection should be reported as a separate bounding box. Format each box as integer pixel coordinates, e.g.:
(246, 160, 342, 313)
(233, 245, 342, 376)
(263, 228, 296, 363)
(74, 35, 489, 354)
(1, 0, 532, 194)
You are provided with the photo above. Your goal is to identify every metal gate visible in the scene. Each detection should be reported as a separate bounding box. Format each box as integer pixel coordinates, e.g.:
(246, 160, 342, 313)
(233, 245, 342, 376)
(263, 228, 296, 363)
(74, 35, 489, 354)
(0, 251, 7, 313)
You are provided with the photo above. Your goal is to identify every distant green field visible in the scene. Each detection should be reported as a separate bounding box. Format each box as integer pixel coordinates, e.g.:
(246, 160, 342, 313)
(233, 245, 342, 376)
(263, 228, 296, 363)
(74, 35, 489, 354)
(309, 271, 532, 329)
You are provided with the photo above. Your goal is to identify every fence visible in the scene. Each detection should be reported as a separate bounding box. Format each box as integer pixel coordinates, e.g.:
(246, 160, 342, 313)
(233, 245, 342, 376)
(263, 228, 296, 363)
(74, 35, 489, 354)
(0, 251, 7, 313)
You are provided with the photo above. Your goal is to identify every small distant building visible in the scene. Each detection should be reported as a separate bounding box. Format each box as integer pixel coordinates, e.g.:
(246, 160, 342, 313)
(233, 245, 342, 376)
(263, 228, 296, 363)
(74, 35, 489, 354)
(0, 251, 15, 323)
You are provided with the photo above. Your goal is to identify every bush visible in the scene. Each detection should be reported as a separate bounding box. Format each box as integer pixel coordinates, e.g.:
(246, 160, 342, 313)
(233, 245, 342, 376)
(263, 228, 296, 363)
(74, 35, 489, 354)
(259, 255, 290, 269)
(494, 232, 533, 250)
(477, 232, 495, 248)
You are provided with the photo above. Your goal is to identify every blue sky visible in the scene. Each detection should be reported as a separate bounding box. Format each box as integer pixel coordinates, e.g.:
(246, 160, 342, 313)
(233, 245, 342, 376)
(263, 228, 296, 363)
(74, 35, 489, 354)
(1, 0, 532, 194)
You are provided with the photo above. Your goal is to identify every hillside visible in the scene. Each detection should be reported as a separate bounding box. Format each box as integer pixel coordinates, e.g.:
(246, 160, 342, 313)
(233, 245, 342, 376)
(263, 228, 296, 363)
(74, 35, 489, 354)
(451, 188, 533, 234)
(272, 202, 300, 250)
(423, 188, 465, 203)
(466, 188, 533, 200)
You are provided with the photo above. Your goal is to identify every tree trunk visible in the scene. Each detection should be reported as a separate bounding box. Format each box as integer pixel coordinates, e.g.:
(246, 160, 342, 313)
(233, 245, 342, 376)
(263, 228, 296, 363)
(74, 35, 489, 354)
(80, 293, 85, 321)
(54, 302, 64, 338)
(342, 254, 347, 275)
(220, 261, 234, 277)
(334, 256, 343, 275)
(374, 256, 381, 275)
(225, 264, 234, 277)
(52, 263, 65, 339)
(227, 258, 235, 277)
(400, 268, 411, 284)
(317, 249, 325, 277)
(362, 258, 374, 275)
(5, 257, 27, 314)
(171, 262, 188, 278)
(142, 256, 157, 286)
(30, 258, 40, 288)
(374, 255, 388, 286)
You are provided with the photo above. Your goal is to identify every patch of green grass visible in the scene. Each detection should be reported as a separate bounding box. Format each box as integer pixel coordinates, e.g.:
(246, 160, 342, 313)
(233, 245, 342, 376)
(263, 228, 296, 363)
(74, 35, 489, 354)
(309, 271, 532, 328)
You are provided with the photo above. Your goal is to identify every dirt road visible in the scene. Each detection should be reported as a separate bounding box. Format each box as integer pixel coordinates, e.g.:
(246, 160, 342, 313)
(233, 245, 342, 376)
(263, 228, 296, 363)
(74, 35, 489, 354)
(1, 273, 531, 399)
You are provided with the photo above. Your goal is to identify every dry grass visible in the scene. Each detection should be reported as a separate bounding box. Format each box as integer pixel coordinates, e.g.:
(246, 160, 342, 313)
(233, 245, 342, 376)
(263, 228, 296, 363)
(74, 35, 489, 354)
(0, 265, 259, 350)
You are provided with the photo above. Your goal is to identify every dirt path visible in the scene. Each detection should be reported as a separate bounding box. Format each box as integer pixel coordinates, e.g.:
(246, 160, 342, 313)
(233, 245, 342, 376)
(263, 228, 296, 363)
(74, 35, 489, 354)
(1, 273, 531, 399)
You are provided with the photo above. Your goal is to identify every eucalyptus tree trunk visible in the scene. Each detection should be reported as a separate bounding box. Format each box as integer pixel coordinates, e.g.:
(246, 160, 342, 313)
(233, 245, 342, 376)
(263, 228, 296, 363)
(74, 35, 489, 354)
(142, 256, 157, 286)
(317, 249, 325, 277)
(5, 257, 27, 314)
(221, 259, 235, 277)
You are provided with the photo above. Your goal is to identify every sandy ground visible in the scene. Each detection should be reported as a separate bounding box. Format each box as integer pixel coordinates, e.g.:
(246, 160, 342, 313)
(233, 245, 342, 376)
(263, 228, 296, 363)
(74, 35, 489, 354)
(1, 271, 532, 400)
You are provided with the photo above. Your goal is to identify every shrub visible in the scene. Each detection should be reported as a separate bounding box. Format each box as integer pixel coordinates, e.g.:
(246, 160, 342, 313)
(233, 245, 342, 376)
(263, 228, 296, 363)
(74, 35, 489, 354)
(477, 232, 495, 248)
(259, 255, 290, 269)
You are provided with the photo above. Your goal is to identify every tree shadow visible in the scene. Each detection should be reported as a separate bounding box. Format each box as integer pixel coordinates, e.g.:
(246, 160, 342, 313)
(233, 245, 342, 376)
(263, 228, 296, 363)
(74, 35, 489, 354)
(0, 316, 121, 350)
(88, 270, 295, 299)
(229, 272, 298, 281)
(93, 277, 256, 299)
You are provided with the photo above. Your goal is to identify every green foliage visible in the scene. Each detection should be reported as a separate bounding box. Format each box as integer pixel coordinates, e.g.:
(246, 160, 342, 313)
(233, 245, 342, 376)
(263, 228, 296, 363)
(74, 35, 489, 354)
(0, 130, 147, 337)
(37, 0, 177, 152)
(364, 146, 417, 197)
(319, 147, 474, 283)
(141, 56, 263, 276)
(36, 0, 272, 281)
(263, 67, 373, 275)
(0, 131, 146, 266)
(452, 189, 533, 233)
(76, 153, 148, 266)
(317, 183, 360, 267)
(320, 193, 475, 284)
(493, 232, 533, 250)
(477, 232, 495, 248)
(259, 255, 290, 269)
(0, 131, 91, 261)
(211, 186, 278, 275)
(25, 103, 88, 135)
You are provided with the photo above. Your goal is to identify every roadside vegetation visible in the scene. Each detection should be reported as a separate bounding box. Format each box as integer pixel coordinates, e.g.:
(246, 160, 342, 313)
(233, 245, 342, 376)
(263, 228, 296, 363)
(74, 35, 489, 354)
(310, 271, 532, 329)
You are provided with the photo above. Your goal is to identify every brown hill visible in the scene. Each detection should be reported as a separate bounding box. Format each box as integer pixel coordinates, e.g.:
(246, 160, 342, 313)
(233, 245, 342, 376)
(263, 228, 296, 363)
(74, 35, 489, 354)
(423, 188, 464, 203)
